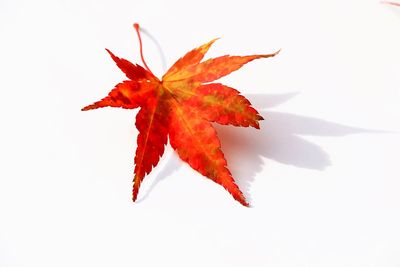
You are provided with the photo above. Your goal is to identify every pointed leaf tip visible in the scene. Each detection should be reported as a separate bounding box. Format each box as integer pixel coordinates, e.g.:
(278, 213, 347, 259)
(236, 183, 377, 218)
(105, 48, 151, 80)
(262, 49, 281, 58)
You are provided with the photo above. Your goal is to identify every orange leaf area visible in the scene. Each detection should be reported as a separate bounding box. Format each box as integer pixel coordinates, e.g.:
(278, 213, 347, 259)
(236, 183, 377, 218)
(82, 24, 279, 206)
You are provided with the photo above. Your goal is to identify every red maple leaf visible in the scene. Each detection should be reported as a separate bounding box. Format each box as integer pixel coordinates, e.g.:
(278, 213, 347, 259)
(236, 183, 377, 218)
(82, 23, 279, 206)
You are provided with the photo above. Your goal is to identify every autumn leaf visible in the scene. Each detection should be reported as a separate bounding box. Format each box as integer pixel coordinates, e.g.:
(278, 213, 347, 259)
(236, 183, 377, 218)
(82, 23, 279, 206)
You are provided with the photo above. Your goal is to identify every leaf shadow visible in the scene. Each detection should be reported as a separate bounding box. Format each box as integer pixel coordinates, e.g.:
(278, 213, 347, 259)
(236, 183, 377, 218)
(138, 92, 380, 205)
(135, 150, 182, 203)
(215, 93, 380, 204)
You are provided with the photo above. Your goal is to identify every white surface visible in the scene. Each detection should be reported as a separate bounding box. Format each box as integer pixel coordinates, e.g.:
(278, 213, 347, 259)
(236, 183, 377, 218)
(0, 0, 399, 266)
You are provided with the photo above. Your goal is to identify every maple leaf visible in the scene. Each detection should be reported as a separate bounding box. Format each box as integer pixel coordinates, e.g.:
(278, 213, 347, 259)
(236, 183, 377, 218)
(82, 23, 279, 206)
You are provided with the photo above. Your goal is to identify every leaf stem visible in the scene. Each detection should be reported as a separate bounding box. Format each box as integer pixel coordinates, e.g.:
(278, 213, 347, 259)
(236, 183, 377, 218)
(133, 23, 155, 76)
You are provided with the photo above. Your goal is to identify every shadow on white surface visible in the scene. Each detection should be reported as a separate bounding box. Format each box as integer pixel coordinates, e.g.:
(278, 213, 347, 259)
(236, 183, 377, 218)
(134, 25, 384, 203)
(216, 93, 379, 203)
(138, 92, 379, 204)
(140, 26, 168, 72)
(136, 151, 182, 203)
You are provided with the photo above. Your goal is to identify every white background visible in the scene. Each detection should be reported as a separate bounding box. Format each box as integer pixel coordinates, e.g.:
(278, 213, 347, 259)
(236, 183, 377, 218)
(0, 0, 399, 266)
